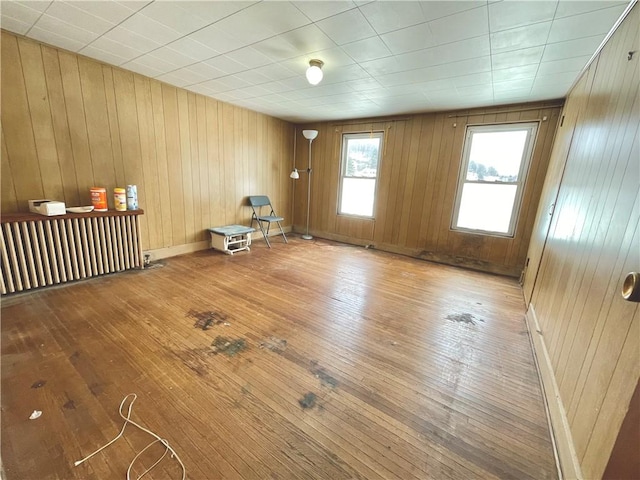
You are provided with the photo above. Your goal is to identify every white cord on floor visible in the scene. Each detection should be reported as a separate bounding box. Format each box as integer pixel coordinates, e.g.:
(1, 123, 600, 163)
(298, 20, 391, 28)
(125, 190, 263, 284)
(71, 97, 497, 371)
(74, 394, 186, 480)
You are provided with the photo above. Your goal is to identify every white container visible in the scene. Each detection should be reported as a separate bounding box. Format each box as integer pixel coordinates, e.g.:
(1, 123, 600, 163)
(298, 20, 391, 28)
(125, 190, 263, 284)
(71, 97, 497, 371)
(126, 185, 138, 210)
(28, 200, 66, 216)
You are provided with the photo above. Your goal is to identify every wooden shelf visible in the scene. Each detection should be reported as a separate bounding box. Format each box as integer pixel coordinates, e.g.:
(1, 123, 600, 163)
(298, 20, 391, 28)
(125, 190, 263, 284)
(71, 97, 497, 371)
(0, 209, 145, 224)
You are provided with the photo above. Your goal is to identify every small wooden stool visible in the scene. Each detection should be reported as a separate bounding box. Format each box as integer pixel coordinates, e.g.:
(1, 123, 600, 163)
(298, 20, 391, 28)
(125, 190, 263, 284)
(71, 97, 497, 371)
(208, 225, 255, 255)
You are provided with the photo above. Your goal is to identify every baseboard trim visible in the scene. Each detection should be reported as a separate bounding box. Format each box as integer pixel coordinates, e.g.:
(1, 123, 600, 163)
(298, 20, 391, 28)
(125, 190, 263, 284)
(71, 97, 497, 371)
(526, 303, 583, 480)
(145, 226, 293, 261)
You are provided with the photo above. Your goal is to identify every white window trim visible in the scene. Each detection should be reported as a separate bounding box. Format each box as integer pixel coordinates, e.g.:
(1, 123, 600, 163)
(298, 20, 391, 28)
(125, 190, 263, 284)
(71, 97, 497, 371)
(338, 132, 384, 219)
(451, 122, 539, 237)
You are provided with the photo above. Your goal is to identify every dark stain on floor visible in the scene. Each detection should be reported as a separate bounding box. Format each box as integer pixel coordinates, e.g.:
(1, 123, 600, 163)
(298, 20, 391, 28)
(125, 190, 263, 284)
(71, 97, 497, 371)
(31, 380, 46, 389)
(259, 336, 287, 354)
(63, 399, 76, 410)
(446, 313, 483, 325)
(189, 310, 228, 330)
(211, 336, 247, 356)
(299, 392, 317, 409)
(312, 367, 338, 388)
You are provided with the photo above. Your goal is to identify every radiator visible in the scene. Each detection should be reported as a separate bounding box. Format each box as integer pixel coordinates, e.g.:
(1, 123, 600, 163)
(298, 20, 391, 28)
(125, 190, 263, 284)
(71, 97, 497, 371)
(0, 211, 144, 295)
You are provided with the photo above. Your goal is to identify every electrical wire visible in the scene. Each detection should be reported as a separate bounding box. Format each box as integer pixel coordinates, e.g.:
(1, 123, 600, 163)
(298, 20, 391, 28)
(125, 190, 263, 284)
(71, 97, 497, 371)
(74, 394, 186, 480)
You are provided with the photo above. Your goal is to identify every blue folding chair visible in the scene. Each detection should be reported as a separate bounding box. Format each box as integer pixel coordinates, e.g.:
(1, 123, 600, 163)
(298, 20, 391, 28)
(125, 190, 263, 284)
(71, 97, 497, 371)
(248, 196, 288, 248)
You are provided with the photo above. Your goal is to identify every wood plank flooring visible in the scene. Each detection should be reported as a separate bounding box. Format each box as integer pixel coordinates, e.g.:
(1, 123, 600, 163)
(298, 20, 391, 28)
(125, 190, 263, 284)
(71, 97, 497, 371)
(1, 236, 557, 479)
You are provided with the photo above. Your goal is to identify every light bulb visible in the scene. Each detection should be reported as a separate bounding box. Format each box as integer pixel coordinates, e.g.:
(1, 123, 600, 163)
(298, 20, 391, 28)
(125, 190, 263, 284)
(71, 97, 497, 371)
(305, 59, 324, 86)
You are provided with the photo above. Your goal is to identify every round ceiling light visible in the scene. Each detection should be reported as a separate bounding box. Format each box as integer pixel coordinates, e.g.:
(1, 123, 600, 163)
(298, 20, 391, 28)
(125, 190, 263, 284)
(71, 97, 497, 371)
(305, 59, 324, 86)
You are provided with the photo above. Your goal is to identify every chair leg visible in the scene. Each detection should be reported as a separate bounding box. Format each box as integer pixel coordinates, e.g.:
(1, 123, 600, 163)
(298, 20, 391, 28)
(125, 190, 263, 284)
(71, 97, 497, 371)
(256, 220, 272, 248)
(276, 221, 288, 243)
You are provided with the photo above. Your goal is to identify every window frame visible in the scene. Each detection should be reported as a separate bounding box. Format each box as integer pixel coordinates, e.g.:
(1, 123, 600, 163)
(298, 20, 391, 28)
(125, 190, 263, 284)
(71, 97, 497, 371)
(337, 131, 384, 219)
(451, 122, 539, 237)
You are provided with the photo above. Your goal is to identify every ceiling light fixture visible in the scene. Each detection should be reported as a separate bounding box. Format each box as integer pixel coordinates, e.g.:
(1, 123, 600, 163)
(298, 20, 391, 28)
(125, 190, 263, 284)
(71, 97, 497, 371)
(305, 59, 324, 86)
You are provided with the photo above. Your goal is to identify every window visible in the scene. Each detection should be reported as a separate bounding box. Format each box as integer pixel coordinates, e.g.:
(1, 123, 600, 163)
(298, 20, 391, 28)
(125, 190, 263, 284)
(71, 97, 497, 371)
(338, 132, 383, 217)
(452, 122, 538, 237)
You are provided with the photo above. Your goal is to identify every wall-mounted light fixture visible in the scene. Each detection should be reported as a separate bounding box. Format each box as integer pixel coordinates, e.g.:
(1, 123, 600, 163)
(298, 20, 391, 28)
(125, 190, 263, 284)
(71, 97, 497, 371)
(306, 59, 324, 86)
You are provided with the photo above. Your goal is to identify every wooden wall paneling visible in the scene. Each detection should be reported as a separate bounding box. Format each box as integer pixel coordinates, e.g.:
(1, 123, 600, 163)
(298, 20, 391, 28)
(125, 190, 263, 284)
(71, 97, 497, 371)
(382, 122, 405, 245)
(245, 110, 255, 217)
(316, 124, 333, 235)
(112, 69, 148, 248)
(1, 127, 18, 213)
(101, 67, 126, 190)
(58, 51, 95, 205)
(552, 23, 637, 385)
(522, 79, 587, 303)
(41, 46, 80, 207)
(404, 117, 430, 248)
(133, 76, 162, 250)
(436, 115, 467, 256)
(417, 114, 445, 251)
(161, 84, 186, 247)
(1, 33, 45, 207)
(196, 96, 210, 235)
(527, 6, 639, 478)
(78, 57, 115, 197)
(395, 119, 420, 246)
(232, 105, 243, 224)
(18, 38, 65, 203)
(371, 123, 395, 244)
(149, 80, 171, 248)
(187, 93, 204, 242)
(205, 98, 222, 229)
(221, 103, 234, 226)
(176, 90, 195, 243)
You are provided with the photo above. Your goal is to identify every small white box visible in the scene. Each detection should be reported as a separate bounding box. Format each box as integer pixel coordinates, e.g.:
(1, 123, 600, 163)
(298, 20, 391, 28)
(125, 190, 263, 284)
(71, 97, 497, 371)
(28, 199, 66, 216)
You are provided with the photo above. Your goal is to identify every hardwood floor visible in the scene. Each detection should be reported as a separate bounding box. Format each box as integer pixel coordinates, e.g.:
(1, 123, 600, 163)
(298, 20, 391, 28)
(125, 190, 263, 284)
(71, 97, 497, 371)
(1, 236, 557, 479)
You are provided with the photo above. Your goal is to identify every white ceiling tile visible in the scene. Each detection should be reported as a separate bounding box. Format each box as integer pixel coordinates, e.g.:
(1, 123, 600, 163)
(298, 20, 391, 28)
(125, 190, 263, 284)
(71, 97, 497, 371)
(404, 35, 491, 69)
(231, 69, 272, 85)
(213, 2, 311, 45)
(28, 25, 86, 52)
(1, 1, 46, 26)
(341, 36, 392, 62)
(436, 56, 491, 79)
(123, 53, 176, 75)
(488, 0, 558, 32)
(148, 47, 198, 70)
(102, 26, 161, 54)
(494, 88, 532, 101)
(0, 15, 33, 35)
(342, 77, 382, 91)
(203, 56, 247, 76)
(156, 71, 194, 87)
(252, 25, 336, 62)
(14, 1, 52, 14)
(492, 64, 538, 82)
(491, 46, 544, 69)
(82, 36, 147, 63)
(165, 37, 219, 62)
(157, 66, 213, 86)
(541, 35, 605, 62)
(493, 78, 535, 92)
(359, 1, 426, 34)
(533, 71, 578, 86)
(33, 15, 100, 48)
(419, 1, 486, 22)
(257, 81, 294, 94)
(537, 55, 591, 76)
(428, 6, 489, 44)
(490, 22, 552, 54)
(67, 1, 137, 24)
(188, 24, 249, 55)
(227, 47, 273, 69)
(118, 12, 182, 44)
(359, 56, 404, 77)
(120, 59, 165, 78)
(321, 63, 371, 84)
(134, 1, 208, 34)
(252, 63, 297, 82)
(548, 6, 627, 44)
(45, 2, 113, 35)
(200, 75, 251, 93)
(554, 1, 627, 19)
(453, 72, 493, 88)
(79, 44, 130, 66)
(316, 8, 376, 45)
(292, 1, 356, 21)
(457, 84, 493, 96)
(175, 1, 256, 25)
(185, 84, 217, 96)
(116, 1, 152, 13)
(185, 62, 229, 80)
(380, 23, 435, 55)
